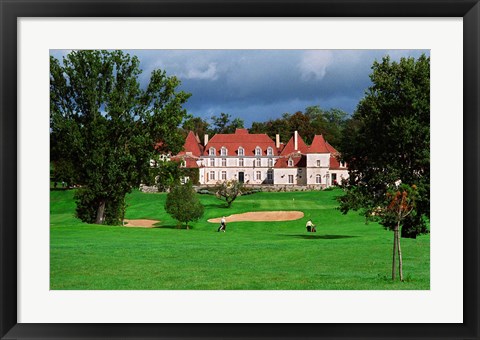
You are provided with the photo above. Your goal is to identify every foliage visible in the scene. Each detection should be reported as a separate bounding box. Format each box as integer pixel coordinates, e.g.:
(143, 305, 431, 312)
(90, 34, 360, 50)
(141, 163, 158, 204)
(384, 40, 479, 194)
(164, 181, 204, 229)
(249, 106, 348, 147)
(214, 179, 245, 207)
(210, 112, 245, 134)
(383, 184, 418, 281)
(147, 157, 200, 191)
(338, 54, 430, 238)
(153, 159, 182, 192)
(182, 115, 210, 138)
(52, 159, 79, 188)
(50, 50, 190, 225)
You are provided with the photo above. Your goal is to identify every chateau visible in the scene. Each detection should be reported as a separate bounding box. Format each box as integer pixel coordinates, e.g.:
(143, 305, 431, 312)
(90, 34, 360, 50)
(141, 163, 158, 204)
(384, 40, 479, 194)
(172, 129, 349, 188)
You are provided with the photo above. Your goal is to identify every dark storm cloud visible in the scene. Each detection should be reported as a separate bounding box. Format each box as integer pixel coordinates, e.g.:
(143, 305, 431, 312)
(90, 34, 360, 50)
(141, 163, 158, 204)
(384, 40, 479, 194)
(51, 49, 430, 127)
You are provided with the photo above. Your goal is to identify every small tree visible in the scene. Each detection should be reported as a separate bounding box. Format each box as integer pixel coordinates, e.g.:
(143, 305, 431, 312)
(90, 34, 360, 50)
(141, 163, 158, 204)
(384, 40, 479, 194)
(214, 180, 244, 208)
(165, 181, 204, 229)
(384, 184, 418, 281)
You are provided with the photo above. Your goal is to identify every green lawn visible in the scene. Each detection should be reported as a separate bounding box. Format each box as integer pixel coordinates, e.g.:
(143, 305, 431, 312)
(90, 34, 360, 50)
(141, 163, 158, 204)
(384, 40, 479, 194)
(50, 188, 430, 290)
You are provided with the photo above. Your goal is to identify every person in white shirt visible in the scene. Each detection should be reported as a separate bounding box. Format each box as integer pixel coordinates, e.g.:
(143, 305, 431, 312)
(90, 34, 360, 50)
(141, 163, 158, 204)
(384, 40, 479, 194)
(306, 219, 316, 232)
(218, 216, 227, 232)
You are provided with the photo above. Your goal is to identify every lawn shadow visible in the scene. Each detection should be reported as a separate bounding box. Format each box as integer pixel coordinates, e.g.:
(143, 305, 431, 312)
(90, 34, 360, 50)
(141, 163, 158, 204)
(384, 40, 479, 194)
(151, 224, 190, 230)
(280, 234, 358, 240)
(203, 203, 230, 209)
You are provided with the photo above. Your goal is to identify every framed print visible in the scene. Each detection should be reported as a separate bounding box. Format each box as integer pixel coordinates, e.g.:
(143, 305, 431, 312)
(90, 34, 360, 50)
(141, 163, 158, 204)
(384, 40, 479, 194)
(1, 0, 479, 339)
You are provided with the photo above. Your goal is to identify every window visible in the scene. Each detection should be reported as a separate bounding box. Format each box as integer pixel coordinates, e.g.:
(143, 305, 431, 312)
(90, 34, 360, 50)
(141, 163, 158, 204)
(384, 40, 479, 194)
(268, 158, 273, 167)
(340, 161, 346, 168)
(238, 147, 244, 156)
(267, 147, 273, 156)
(210, 171, 215, 180)
(256, 158, 261, 167)
(288, 175, 294, 184)
(239, 158, 244, 167)
(220, 147, 227, 156)
(316, 174, 321, 184)
(222, 158, 227, 167)
(210, 158, 215, 167)
(317, 160, 321, 167)
(221, 171, 227, 180)
(288, 158, 293, 167)
(267, 169, 273, 181)
(255, 147, 262, 156)
(256, 171, 261, 180)
(209, 147, 216, 156)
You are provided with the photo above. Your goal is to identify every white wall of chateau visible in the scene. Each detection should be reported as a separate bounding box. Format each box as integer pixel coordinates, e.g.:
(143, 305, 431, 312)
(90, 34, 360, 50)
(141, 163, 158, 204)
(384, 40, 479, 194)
(198, 157, 277, 185)
(195, 155, 349, 186)
(273, 168, 305, 185)
(306, 153, 330, 167)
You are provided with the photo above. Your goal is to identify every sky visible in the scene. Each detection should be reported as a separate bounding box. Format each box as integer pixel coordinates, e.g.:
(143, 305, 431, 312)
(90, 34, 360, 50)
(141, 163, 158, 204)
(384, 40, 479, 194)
(50, 49, 429, 128)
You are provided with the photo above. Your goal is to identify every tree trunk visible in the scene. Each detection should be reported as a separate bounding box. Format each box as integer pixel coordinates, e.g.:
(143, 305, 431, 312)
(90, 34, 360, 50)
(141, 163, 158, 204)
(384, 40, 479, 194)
(95, 199, 106, 224)
(397, 225, 404, 281)
(392, 226, 397, 280)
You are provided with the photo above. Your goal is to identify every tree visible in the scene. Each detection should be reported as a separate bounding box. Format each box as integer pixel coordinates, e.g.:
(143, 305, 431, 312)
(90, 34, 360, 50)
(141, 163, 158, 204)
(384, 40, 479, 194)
(182, 115, 210, 138)
(248, 106, 348, 148)
(339, 54, 430, 239)
(383, 184, 418, 281)
(165, 181, 204, 229)
(50, 50, 190, 225)
(210, 113, 244, 134)
(149, 158, 182, 192)
(214, 180, 244, 208)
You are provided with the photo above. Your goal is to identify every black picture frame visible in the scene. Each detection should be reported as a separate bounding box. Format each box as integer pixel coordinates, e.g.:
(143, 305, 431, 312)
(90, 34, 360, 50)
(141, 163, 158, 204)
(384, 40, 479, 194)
(1, 1, 479, 339)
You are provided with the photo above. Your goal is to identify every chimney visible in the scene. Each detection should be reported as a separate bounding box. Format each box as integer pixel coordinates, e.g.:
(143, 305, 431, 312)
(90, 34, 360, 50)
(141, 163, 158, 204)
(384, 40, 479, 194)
(276, 134, 280, 148)
(294, 131, 298, 151)
(204, 134, 209, 146)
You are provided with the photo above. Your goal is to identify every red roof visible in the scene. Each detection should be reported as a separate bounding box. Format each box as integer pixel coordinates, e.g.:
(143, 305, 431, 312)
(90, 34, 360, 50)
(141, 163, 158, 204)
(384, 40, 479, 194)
(274, 154, 306, 168)
(325, 141, 339, 154)
(279, 133, 309, 156)
(204, 129, 278, 156)
(170, 155, 200, 168)
(308, 135, 330, 153)
(177, 131, 204, 157)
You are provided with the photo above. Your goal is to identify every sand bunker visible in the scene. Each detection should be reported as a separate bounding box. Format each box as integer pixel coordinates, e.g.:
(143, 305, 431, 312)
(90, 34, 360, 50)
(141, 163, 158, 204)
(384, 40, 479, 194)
(208, 211, 304, 223)
(123, 219, 160, 228)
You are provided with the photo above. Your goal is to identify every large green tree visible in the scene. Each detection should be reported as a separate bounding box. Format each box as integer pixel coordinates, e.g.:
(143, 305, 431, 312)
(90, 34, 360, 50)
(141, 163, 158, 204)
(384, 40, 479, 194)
(165, 181, 204, 229)
(50, 50, 191, 225)
(339, 54, 430, 238)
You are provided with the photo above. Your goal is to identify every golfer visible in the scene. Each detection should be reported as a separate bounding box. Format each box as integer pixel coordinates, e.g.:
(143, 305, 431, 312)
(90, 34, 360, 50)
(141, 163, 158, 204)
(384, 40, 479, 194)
(218, 216, 227, 232)
(306, 219, 316, 232)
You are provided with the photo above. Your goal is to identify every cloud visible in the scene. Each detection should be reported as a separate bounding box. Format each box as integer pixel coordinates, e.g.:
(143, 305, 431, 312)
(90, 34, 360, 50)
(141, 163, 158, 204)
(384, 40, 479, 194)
(298, 50, 334, 81)
(49, 49, 430, 128)
(182, 62, 218, 80)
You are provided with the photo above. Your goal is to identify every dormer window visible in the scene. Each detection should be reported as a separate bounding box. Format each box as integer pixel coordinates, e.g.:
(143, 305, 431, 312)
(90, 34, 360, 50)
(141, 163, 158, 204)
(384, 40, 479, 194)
(181, 160, 186, 168)
(238, 147, 244, 156)
(220, 146, 228, 156)
(209, 147, 216, 156)
(255, 147, 262, 156)
(267, 147, 273, 156)
(288, 158, 294, 167)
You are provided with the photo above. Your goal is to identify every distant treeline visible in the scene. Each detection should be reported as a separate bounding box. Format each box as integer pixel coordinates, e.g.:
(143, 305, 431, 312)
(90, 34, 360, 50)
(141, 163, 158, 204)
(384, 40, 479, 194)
(182, 106, 349, 149)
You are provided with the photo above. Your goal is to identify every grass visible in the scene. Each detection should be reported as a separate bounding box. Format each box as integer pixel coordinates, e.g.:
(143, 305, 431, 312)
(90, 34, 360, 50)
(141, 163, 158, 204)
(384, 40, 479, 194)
(50, 188, 430, 290)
